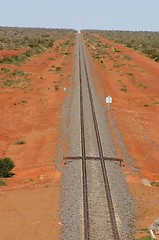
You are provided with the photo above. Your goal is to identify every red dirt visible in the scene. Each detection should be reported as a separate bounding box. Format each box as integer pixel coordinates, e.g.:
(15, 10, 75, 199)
(0, 38, 75, 239)
(0, 49, 26, 57)
(1, 32, 158, 239)
(84, 34, 159, 238)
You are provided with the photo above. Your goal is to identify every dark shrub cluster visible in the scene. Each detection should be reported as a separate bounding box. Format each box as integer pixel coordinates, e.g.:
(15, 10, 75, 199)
(0, 157, 15, 178)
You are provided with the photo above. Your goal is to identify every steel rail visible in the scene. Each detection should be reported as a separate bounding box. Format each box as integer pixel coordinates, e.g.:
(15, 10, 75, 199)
(79, 43, 89, 240)
(80, 38, 120, 240)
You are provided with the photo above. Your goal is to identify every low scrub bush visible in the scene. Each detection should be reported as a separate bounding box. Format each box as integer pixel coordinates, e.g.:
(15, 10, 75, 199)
(4, 79, 19, 87)
(1, 67, 10, 74)
(12, 70, 26, 76)
(0, 178, 6, 186)
(0, 56, 13, 64)
(144, 104, 149, 107)
(134, 236, 151, 240)
(55, 66, 61, 72)
(15, 139, 26, 145)
(54, 85, 59, 91)
(127, 72, 133, 76)
(121, 85, 127, 92)
(151, 181, 159, 186)
(0, 157, 15, 178)
(153, 101, 159, 104)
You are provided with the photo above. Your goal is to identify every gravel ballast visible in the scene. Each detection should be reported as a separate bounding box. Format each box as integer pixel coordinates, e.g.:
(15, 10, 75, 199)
(57, 34, 134, 240)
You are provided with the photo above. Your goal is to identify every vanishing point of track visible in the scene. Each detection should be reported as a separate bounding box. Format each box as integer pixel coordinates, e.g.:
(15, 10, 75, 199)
(79, 36, 120, 240)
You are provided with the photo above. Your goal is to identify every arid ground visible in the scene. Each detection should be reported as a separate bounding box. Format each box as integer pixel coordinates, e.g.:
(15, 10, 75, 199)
(0, 34, 75, 240)
(0, 30, 159, 240)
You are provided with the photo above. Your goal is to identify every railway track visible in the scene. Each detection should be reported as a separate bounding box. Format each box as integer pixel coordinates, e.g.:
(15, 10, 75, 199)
(78, 35, 120, 240)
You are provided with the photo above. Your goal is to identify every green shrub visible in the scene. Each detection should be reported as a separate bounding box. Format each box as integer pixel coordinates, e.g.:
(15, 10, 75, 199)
(0, 157, 15, 178)
(114, 48, 120, 53)
(46, 40, 54, 48)
(151, 181, 159, 186)
(55, 67, 61, 72)
(127, 72, 133, 76)
(124, 55, 131, 60)
(12, 70, 26, 76)
(134, 236, 151, 240)
(139, 83, 147, 89)
(0, 56, 13, 64)
(25, 50, 32, 57)
(1, 67, 10, 74)
(139, 228, 149, 233)
(121, 85, 127, 92)
(4, 79, 19, 87)
(21, 100, 27, 104)
(15, 139, 26, 145)
(54, 85, 59, 91)
(0, 178, 6, 186)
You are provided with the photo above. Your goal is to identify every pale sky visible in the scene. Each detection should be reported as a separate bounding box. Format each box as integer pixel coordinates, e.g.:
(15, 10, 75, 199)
(0, 0, 158, 31)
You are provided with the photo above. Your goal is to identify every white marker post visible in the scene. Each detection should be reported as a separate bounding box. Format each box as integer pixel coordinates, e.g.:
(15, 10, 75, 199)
(105, 96, 112, 110)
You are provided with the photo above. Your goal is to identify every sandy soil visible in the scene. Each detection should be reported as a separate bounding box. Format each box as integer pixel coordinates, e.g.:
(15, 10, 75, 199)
(84, 33, 159, 238)
(0, 37, 75, 239)
(1, 32, 158, 239)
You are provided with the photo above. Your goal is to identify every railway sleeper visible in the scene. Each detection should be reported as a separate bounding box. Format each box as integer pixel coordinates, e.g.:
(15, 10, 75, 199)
(63, 156, 123, 166)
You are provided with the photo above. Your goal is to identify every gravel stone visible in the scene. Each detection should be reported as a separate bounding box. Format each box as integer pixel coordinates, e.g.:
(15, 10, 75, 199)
(56, 36, 134, 240)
